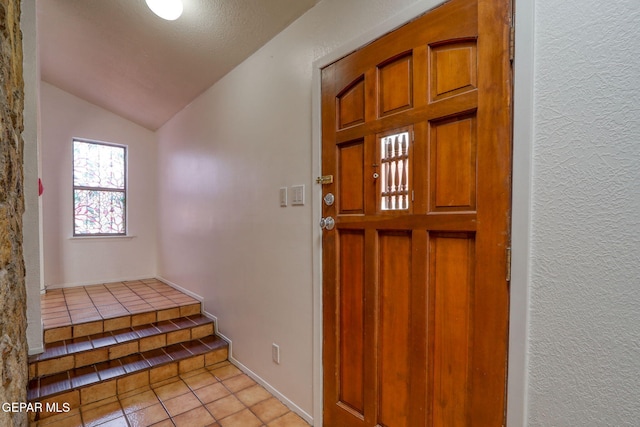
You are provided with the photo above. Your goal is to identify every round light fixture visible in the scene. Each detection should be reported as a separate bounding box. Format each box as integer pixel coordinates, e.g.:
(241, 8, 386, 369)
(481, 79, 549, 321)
(145, 0, 183, 21)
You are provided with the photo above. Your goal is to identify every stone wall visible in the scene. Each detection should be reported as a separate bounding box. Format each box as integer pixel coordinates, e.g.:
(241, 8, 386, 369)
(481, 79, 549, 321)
(0, 0, 27, 425)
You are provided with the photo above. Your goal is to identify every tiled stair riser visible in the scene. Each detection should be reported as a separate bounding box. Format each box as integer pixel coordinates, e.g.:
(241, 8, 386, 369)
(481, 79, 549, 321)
(29, 309, 229, 422)
(30, 313, 214, 379)
(42, 303, 201, 344)
(29, 345, 228, 422)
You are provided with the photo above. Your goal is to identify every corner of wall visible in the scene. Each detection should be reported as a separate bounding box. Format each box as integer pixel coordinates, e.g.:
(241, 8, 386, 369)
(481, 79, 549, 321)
(505, 0, 535, 425)
(22, 0, 44, 358)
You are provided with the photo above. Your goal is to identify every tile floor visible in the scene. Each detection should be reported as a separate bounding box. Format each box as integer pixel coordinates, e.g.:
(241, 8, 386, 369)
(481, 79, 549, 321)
(32, 361, 310, 426)
(34, 279, 311, 426)
(41, 279, 199, 329)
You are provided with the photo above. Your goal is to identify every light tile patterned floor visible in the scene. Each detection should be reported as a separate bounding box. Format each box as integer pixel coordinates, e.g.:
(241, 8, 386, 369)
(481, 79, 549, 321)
(32, 361, 310, 427)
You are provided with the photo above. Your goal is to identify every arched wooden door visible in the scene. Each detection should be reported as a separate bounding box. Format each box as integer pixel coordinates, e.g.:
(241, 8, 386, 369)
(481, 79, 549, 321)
(321, 0, 513, 425)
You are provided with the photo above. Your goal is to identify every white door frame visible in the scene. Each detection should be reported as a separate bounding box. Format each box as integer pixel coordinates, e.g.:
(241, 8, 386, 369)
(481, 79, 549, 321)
(310, 1, 534, 425)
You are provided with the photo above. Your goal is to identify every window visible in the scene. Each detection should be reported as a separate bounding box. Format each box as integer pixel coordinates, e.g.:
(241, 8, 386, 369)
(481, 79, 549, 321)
(73, 139, 127, 236)
(380, 130, 410, 211)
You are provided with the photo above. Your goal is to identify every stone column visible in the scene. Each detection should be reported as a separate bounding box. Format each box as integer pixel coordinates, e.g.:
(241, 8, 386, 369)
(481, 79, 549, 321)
(0, 0, 28, 426)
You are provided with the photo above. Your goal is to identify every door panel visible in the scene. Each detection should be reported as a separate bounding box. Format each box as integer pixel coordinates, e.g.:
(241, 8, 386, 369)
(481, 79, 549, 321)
(431, 233, 474, 426)
(430, 40, 477, 101)
(430, 114, 477, 211)
(338, 78, 366, 129)
(338, 141, 365, 214)
(322, 0, 512, 425)
(378, 232, 412, 427)
(378, 54, 413, 117)
(338, 230, 366, 415)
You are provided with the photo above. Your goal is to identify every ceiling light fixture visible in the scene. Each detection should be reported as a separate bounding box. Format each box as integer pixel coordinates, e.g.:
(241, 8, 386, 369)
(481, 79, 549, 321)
(145, 0, 183, 21)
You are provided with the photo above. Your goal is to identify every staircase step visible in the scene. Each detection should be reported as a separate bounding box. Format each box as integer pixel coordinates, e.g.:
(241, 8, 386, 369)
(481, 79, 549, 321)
(31, 279, 231, 422)
(28, 335, 228, 409)
(29, 314, 215, 379)
(42, 302, 201, 343)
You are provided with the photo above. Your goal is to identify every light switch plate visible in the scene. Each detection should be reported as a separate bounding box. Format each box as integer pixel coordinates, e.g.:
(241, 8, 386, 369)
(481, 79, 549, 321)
(291, 185, 305, 206)
(279, 187, 287, 207)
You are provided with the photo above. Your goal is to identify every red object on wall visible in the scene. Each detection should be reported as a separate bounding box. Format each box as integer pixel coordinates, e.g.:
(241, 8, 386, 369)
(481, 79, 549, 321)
(38, 178, 43, 196)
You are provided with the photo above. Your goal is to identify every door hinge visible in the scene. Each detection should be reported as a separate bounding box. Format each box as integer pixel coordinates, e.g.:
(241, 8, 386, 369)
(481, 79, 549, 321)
(509, 25, 515, 62)
(316, 175, 333, 185)
(506, 247, 512, 282)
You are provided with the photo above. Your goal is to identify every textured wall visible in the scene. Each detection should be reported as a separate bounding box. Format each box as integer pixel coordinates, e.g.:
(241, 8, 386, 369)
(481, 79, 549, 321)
(40, 82, 158, 288)
(0, 0, 28, 425)
(156, 0, 432, 419)
(528, 0, 640, 424)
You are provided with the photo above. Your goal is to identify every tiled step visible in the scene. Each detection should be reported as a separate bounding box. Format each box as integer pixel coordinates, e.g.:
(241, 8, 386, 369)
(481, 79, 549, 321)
(42, 302, 201, 344)
(30, 279, 231, 422)
(29, 313, 215, 379)
(28, 335, 228, 420)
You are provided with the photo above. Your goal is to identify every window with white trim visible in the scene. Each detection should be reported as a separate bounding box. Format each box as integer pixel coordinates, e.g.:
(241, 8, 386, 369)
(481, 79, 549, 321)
(73, 139, 127, 236)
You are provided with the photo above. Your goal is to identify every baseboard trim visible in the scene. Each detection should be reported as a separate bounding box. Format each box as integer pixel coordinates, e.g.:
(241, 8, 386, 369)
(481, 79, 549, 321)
(227, 353, 314, 425)
(44, 275, 157, 290)
(158, 276, 313, 425)
(28, 345, 44, 356)
(156, 276, 205, 304)
(204, 310, 313, 424)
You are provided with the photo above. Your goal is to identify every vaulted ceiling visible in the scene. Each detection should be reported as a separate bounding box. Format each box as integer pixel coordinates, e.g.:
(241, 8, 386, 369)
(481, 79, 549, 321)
(37, 0, 320, 130)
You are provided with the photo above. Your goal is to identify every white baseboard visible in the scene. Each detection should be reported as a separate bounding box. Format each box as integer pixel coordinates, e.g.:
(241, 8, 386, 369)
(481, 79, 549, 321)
(156, 276, 205, 304)
(227, 353, 314, 425)
(27, 318, 45, 356)
(28, 345, 44, 356)
(44, 275, 157, 290)
(158, 276, 314, 425)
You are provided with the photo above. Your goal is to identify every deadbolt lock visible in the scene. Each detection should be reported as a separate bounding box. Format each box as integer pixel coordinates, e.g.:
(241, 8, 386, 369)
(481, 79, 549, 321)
(323, 193, 335, 206)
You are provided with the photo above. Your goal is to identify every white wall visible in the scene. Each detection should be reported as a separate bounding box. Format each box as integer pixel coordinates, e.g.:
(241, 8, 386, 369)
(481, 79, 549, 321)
(29, 0, 640, 424)
(156, 0, 431, 420)
(527, 0, 640, 425)
(40, 82, 158, 288)
(21, 0, 43, 354)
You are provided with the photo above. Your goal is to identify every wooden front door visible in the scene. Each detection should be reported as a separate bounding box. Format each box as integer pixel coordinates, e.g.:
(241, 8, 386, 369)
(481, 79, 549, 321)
(321, 0, 512, 425)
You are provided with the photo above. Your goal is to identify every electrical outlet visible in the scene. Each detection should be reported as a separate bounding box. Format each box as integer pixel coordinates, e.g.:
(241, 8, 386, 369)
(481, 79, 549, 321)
(272, 343, 280, 364)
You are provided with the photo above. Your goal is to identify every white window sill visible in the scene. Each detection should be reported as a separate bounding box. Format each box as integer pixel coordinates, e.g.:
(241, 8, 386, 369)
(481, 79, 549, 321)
(69, 235, 136, 240)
